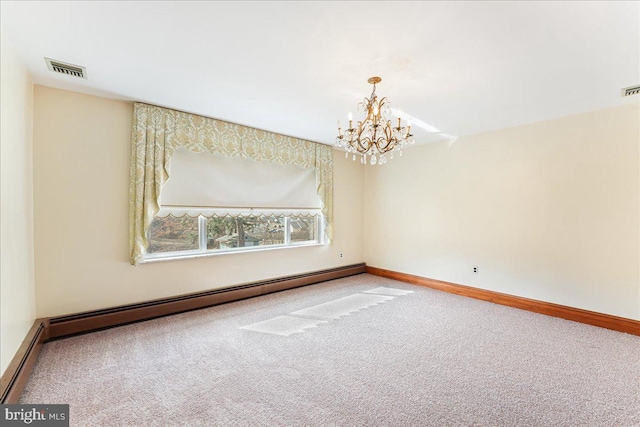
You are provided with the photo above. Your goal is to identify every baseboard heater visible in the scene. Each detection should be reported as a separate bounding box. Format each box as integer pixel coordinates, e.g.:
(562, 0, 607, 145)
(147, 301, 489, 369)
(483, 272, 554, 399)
(48, 263, 366, 339)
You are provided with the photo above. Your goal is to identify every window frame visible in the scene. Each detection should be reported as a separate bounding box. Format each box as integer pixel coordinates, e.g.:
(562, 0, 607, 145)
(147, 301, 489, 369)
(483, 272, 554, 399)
(143, 211, 325, 263)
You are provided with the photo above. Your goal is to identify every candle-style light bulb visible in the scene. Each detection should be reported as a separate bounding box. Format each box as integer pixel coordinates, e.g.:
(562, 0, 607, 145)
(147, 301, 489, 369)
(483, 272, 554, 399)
(348, 112, 353, 129)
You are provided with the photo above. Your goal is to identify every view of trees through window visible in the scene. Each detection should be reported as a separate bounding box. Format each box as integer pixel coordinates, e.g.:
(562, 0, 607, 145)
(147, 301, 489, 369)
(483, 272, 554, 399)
(207, 216, 285, 250)
(147, 215, 199, 253)
(146, 214, 320, 257)
(290, 216, 317, 243)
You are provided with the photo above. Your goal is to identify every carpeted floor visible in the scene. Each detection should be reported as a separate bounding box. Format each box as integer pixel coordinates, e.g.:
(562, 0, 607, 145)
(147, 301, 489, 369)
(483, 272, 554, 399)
(20, 274, 640, 426)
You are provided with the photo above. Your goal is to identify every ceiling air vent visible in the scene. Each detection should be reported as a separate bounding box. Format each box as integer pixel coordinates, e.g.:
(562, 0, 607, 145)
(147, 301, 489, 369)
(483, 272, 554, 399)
(621, 85, 640, 97)
(45, 58, 87, 79)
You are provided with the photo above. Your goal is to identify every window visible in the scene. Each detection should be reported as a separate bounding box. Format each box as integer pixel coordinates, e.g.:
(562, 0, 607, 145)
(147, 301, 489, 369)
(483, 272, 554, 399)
(143, 148, 325, 261)
(145, 213, 323, 259)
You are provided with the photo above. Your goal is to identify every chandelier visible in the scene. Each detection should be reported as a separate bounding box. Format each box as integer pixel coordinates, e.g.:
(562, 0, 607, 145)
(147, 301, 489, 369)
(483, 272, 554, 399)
(336, 76, 415, 165)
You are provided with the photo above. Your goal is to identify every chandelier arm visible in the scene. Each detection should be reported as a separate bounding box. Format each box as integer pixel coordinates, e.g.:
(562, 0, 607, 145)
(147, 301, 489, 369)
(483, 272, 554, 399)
(353, 122, 371, 154)
(377, 137, 397, 154)
(357, 134, 372, 154)
(375, 124, 397, 154)
(357, 139, 372, 154)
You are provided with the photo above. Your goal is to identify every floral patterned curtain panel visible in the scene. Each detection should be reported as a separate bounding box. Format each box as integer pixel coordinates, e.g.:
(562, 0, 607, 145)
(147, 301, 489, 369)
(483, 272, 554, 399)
(129, 103, 333, 265)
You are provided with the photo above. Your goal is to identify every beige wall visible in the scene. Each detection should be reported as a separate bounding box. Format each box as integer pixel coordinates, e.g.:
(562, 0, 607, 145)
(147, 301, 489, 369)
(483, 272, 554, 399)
(28, 85, 640, 325)
(1, 34, 35, 375)
(33, 85, 364, 317)
(365, 104, 640, 320)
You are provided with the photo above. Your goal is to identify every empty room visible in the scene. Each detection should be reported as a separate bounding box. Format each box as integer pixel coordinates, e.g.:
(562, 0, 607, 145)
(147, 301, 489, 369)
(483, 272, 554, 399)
(1, 1, 639, 426)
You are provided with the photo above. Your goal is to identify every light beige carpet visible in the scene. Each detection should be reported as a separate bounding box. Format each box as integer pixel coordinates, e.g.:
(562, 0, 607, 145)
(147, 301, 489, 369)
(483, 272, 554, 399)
(20, 274, 640, 426)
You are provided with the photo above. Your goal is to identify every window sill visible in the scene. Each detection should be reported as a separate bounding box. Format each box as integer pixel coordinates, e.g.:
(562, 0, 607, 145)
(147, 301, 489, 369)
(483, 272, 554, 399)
(140, 242, 327, 264)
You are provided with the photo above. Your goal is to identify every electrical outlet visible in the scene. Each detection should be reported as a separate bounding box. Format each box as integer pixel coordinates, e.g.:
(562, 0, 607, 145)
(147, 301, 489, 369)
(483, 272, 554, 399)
(340, 253, 343, 258)
(473, 266, 479, 274)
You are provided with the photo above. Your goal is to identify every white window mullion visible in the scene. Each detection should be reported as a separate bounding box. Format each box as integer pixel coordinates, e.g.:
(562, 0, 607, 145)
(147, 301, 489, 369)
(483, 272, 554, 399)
(318, 214, 324, 244)
(284, 217, 291, 245)
(199, 216, 207, 252)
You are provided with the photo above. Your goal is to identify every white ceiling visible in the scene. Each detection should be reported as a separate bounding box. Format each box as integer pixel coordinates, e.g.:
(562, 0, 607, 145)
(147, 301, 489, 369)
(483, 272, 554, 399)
(1, 1, 638, 146)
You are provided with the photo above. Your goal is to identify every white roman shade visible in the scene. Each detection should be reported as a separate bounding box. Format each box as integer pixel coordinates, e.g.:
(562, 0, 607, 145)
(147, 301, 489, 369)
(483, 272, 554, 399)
(157, 148, 322, 217)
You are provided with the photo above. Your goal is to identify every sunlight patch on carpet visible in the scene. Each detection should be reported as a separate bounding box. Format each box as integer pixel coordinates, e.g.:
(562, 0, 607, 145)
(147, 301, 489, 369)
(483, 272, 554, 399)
(291, 294, 395, 320)
(239, 315, 330, 336)
(241, 290, 413, 336)
(363, 287, 414, 296)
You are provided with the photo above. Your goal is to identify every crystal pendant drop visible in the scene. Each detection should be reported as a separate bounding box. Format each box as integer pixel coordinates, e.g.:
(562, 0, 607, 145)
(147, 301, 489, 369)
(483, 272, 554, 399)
(370, 154, 376, 165)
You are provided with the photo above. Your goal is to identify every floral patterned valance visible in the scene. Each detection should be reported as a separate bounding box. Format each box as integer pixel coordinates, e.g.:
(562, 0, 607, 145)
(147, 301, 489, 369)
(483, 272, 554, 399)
(129, 103, 333, 265)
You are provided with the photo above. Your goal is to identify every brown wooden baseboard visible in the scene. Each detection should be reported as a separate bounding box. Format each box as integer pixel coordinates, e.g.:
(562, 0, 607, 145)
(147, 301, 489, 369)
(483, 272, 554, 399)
(366, 266, 640, 336)
(48, 263, 366, 339)
(0, 319, 48, 404)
